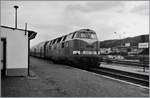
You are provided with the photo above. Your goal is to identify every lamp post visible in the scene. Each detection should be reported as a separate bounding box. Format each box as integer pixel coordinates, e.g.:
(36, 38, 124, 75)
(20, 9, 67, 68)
(14, 5, 19, 29)
(114, 32, 126, 46)
(114, 32, 126, 55)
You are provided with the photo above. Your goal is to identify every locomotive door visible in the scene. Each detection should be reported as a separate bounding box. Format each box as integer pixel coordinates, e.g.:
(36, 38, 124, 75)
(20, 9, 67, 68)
(1, 38, 6, 76)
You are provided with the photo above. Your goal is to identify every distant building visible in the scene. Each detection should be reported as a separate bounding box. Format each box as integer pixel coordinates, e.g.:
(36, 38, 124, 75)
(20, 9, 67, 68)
(111, 45, 147, 55)
(100, 34, 149, 53)
(0, 26, 37, 76)
(100, 48, 112, 54)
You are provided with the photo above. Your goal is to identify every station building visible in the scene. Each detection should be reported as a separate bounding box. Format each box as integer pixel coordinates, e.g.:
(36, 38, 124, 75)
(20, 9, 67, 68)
(0, 25, 37, 76)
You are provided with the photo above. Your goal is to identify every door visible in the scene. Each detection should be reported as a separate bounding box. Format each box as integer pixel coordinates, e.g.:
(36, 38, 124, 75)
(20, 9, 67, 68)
(1, 38, 6, 76)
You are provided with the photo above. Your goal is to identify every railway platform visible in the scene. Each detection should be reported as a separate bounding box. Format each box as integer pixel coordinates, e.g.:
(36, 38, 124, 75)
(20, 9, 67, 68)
(100, 62, 149, 76)
(1, 57, 149, 97)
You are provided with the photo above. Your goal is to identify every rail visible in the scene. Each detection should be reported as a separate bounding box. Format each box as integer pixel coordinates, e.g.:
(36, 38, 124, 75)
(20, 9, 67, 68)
(88, 67, 149, 87)
(102, 58, 149, 67)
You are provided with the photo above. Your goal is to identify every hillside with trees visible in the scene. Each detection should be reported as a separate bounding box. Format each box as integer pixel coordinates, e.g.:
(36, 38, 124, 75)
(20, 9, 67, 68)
(100, 34, 149, 48)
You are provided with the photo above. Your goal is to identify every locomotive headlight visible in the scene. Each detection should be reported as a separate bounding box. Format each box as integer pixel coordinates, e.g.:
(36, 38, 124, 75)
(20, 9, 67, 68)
(73, 51, 80, 55)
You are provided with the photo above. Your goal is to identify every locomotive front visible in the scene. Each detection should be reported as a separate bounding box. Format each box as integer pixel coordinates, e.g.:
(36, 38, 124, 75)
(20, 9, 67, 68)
(71, 29, 100, 68)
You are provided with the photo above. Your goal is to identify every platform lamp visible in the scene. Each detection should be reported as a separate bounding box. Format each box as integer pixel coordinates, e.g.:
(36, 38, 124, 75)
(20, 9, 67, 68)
(14, 5, 19, 29)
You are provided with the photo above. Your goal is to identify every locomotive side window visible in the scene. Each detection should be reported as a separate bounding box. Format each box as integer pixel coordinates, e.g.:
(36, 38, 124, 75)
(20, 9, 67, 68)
(62, 35, 67, 41)
(57, 37, 62, 43)
(65, 34, 72, 41)
(72, 32, 76, 39)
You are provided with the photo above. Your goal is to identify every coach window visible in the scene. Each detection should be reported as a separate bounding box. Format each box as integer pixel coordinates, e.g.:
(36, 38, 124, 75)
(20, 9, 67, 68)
(59, 37, 63, 43)
(52, 40, 54, 45)
(54, 46, 56, 49)
(50, 40, 53, 45)
(49, 45, 51, 50)
(40, 47, 42, 53)
(49, 41, 51, 45)
(66, 41, 69, 47)
(52, 39, 56, 45)
(55, 39, 58, 44)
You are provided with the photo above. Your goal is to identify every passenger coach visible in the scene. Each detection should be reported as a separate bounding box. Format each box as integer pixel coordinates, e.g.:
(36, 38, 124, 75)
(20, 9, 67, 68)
(30, 29, 101, 68)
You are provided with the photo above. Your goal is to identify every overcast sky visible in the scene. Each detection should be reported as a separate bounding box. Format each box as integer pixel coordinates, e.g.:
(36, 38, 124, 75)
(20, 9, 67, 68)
(1, 1, 149, 46)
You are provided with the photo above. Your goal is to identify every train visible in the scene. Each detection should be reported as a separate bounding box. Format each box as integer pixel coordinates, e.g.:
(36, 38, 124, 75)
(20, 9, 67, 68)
(30, 29, 101, 68)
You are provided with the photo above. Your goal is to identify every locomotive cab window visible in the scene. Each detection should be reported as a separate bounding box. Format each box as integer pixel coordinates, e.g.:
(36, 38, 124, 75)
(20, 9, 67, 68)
(77, 32, 97, 39)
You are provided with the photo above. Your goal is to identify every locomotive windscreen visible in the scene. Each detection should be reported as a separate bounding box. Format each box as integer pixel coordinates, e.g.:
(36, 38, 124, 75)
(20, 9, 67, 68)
(78, 32, 97, 39)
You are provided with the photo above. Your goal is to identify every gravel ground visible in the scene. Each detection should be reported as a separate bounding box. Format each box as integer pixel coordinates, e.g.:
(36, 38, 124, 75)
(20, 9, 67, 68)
(1, 56, 149, 97)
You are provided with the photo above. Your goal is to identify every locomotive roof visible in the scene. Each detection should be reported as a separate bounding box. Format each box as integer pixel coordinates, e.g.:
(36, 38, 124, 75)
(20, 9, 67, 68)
(76, 29, 96, 33)
(48, 28, 96, 40)
(32, 28, 97, 48)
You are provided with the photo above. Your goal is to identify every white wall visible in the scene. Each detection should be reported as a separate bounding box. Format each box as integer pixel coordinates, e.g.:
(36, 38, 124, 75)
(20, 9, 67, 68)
(0, 41, 2, 70)
(0, 27, 2, 69)
(1, 27, 28, 69)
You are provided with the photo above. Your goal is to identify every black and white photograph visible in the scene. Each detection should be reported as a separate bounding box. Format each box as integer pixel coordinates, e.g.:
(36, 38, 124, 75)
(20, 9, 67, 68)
(0, 0, 149, 97)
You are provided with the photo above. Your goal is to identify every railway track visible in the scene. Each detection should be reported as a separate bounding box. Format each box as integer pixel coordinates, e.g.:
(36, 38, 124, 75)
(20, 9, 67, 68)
(88, 67, 149, 87)
(102, 59, 149, 67)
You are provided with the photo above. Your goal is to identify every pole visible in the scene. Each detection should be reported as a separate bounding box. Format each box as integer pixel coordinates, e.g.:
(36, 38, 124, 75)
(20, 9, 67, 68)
(119, 34, 122, 56)
(25, 23, 27, 35)
(14, 5, 19, 29)
(15, 7, 17, 28)
(25, 23, 30, 76)
(28, 36, 30, 76)
(114, 32, 125, 56)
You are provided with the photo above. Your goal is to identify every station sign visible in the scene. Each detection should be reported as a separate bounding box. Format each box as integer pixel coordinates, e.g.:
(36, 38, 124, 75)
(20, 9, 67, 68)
(125, 43, 130, 47)
(138, 42, 149, 48)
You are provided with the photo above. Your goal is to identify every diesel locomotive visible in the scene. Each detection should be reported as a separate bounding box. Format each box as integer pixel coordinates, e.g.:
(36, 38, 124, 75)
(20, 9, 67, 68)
(30, 29, 101, 68)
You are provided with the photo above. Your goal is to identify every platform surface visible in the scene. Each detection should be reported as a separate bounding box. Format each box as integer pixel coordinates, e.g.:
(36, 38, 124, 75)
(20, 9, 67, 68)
(1, 57, 149, 97)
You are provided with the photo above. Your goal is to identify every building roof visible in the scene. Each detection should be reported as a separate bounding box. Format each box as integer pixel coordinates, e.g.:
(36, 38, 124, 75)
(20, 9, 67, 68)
(1, 25, 37, 40)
